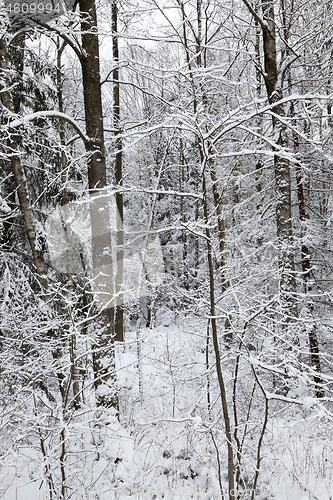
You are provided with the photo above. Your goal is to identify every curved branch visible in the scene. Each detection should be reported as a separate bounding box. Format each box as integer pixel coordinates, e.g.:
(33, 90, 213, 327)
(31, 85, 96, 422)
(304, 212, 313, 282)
(35, 21, 83, 63)
(241, 0, 268, 34)
(9, 110, 89, 145)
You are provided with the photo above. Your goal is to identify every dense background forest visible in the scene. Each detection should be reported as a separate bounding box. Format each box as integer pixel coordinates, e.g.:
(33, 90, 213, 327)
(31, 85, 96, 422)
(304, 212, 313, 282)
(1, 0, 333, 498)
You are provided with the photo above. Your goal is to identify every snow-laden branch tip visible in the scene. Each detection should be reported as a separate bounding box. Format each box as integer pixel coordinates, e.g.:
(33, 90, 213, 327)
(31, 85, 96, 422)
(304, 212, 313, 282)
(136, 416, 202, 426)
(205, 93, 333, 145)
(119, 186, 202, 200)
(8, 111, 89, 145)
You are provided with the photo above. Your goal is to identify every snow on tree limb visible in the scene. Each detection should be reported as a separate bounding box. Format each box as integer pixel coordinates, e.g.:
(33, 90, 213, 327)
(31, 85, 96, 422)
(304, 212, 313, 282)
(8, 110, 89, 144)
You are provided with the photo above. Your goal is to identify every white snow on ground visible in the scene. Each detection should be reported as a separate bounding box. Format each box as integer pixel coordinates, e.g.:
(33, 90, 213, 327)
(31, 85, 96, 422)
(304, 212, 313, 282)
(1, 315, 332, 499)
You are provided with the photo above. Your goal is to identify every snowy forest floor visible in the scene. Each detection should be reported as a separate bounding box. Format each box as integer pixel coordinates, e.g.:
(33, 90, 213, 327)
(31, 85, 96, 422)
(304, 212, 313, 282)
(1, 314, 332, 500)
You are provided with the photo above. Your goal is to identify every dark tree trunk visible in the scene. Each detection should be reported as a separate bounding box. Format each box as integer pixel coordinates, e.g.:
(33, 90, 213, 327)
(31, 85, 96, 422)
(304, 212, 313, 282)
(243, 0, 297, 319)
(262, 1, 297, 318)
(202, 172, 235, 500)
(295, 165, 323, 396)
(79, 0, 118, 409)
(291, 104, 323, 396)
(179, 139, 188, 288)
(11, 33, 25, 114)
(112, 0, 124, 342)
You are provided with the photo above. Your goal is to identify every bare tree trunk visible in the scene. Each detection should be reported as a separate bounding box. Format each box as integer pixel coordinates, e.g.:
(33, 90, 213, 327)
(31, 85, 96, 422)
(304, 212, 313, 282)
(295, 164, 323, 397)
(195, 0, 231, 338)
(11, 33, 25, 114)
(242, 0, 297, 320)
(290, 93, 323, 396)
(207, 150, 232, 346)
(286, 4, 322, 396)
(112, 0, 124, 342)
(208, 155, 229, 293)
(179, 139, 188, 288)
(202, 172, 235, 500)
(79, 0, 118, 410)
(262, 1, 297, 319)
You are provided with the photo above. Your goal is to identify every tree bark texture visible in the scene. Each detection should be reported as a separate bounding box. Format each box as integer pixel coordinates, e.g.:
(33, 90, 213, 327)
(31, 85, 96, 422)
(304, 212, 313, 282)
(112, 0, 124, 342)
(261, 1, 297, 318)
(79, 0, 118, 409)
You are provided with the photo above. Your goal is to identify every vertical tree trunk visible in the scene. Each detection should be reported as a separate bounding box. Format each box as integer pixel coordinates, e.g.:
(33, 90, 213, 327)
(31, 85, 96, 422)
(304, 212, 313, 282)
(262, 1, 297, 319)
(195, 0, 231, 337)
(243, 0, 297, 319)
(295, 164, 323, 396)
(290, 94, 323, 397)
(79, 0, 118, 409)
(202, 172, 235, 500)
(112, 0, 124, 342)
(179, 138, 188, 288)
(11, 33, 25, 114)
(254, 15, 264, 255)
